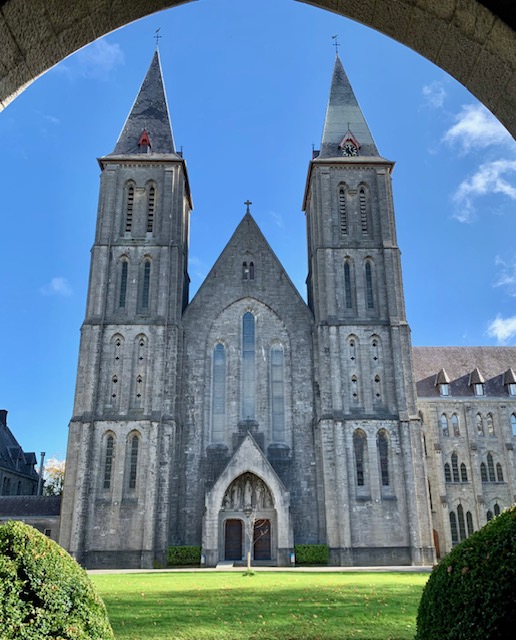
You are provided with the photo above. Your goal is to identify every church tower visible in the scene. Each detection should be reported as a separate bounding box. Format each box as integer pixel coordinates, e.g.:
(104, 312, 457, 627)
(59, 50, 191, 568)
(304, 56, 434, 565)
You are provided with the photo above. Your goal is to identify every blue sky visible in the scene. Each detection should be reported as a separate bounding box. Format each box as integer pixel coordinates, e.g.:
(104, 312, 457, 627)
(1, 0, 515, 463)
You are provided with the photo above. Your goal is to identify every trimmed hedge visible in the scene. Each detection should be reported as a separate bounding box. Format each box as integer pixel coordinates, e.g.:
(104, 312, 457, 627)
(167, 545, 202, 566)
(415, 503, 516, 640)
(0, 520, 114, 639)
(294, 543, 329, 565)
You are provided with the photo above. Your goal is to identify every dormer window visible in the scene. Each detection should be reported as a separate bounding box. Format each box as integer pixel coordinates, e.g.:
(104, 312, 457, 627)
(435, 368, 451, 397)
(503, 369, 516, 395)
(469, 367, 485, 397)
(138, 129, 151, 153)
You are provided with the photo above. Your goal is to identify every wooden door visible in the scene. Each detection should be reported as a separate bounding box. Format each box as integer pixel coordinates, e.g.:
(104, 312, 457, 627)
(253, 519, 271, 561)
(224, 519, 243, 561)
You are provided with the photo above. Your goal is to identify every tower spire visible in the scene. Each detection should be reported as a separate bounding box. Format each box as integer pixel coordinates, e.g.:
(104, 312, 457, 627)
(319, 55, 379, 158)
(110, 49, 175, 155)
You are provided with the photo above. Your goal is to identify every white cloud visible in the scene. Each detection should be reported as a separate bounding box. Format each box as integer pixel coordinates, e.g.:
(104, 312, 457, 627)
(443, 104, 512, 153)
(268, 210, 284, 229)
(40, 277, 73, 297)
(452, 159, 516, 222)
(422, 81, 446, 108)
(494, 256, 516, 297)
(487, 315, 516, 344)
(59, 39, 124, 80)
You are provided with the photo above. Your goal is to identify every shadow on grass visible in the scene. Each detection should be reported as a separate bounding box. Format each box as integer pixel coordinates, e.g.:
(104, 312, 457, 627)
(93, 571, 428, 640)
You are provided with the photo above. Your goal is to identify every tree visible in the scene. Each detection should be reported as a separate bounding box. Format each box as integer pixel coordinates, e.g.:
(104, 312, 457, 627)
(42, 457, 65, 496)
(243, 506, 270, 574)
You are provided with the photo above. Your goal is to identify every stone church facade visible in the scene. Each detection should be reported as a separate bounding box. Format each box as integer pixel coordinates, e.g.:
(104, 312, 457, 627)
(59, 51, 516, 569)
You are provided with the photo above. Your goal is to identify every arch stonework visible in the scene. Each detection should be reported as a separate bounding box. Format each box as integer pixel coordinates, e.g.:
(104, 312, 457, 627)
(0, 1, 515, 136)
(202, 434, 292, 566)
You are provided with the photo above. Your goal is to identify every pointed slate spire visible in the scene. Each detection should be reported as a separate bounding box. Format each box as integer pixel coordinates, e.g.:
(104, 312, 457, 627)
(110, 50, 175, 155)
(319, 55, 379, 158)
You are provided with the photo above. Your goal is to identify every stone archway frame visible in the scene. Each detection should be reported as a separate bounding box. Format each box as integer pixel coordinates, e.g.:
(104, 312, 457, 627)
(1, 1, 515, 137)
(202, 433, 292, 566)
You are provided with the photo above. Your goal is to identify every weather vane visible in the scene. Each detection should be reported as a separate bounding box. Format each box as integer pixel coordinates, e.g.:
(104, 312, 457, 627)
(331, 34, 339, 55)
(244, 200, 252, 214)
(155, 28, 162, 49)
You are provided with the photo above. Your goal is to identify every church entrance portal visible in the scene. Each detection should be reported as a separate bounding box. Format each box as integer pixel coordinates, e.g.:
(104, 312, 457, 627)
(221, 473, 275, 563)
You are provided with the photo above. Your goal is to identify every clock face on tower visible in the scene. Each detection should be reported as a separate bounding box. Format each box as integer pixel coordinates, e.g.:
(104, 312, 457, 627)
(342, 140, 358, 157)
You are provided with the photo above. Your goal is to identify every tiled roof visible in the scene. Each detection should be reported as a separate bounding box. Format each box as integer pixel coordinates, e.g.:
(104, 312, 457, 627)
(109, 50, 175, 156)
(0, 496, 61, 517)
(0, 411, 39, 480)
(413, 346, 516, 398)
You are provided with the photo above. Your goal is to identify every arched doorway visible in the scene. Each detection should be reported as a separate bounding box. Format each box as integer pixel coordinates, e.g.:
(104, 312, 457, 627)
(221, 473, 275, 564)
(203, 434, 292, 567)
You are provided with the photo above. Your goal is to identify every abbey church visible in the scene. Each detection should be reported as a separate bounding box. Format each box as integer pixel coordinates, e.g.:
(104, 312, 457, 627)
(59, 51, 516, 569)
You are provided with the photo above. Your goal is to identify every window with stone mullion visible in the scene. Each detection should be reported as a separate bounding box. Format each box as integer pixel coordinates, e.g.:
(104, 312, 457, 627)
(242, 312, 256, 420)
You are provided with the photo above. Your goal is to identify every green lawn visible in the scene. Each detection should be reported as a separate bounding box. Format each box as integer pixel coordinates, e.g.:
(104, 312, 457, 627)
(92, 571, 428, 640)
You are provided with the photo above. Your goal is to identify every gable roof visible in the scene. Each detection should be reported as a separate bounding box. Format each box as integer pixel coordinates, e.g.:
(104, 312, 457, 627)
(185, 211, 310, 319)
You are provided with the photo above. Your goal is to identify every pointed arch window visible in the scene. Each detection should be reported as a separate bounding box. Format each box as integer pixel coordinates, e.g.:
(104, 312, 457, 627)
(487, 413, 495, 436)
(440, 414, 449, 437)
(496, 463, 504, 482)
(480, 462, 488, 482)
(444, 463, 452, 483)
(353, 429, 367, 486)
(125, 183, 134, 233)
(451, 452, 459, 482)
(344, 261, 353, 309)
(270, 345, 285, 442)
(351, 375, 359, 402)
(365, 261, 374, 309)
(128, 434, 139, 490)
(242, 312, 256, 420)
(242, 262, 249, 280)
(348, 337, 356, 362)
(119, 260, 128, 308)
(487, 453, 495, 482)
(511, 413, 516, 436)
(339, 187, 348, 235)
(371, 337, 380, 364)
(494, 503, 501, 517)
(103, 434, 115, 490)
(486, 510, 493, 522)
(451, 413, 460, 436)
(147, 185, 156, 233)
(457, 504, 467, 541)
(374, 374, 381, 400)
(460, 463, 468, 482)
(466, 511, 474, 537)
(249, 262, 255, 280)
(212, 343, 226, 442)
(359, 187, 368, 235)
(377, 429, 389, 486)
(476, 413, 484, 436)
(449, 512, 458, 545)
(139, 260, 151, 312)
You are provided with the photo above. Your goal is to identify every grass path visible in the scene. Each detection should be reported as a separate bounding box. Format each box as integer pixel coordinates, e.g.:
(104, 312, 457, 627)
(92, 571, 428, 639)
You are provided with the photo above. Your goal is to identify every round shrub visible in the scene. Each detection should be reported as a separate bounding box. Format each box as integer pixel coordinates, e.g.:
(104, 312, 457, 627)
(0, 520, 114, 639)
(415, 503, 516, 640)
